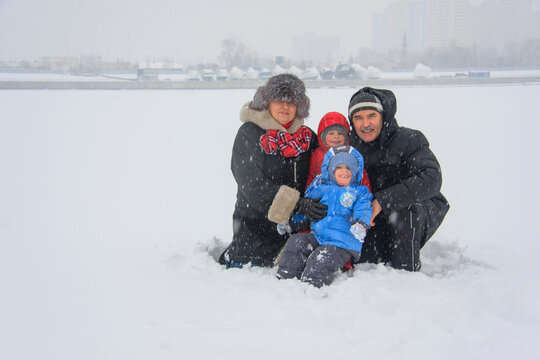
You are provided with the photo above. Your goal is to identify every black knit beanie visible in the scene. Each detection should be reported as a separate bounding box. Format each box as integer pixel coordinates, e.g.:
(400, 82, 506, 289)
(348, 92, 383, 119)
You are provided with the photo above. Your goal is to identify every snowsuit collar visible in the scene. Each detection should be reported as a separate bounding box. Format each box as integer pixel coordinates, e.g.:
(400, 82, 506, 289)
(349, 87, 399, 149)
(240, 102, 305, 134)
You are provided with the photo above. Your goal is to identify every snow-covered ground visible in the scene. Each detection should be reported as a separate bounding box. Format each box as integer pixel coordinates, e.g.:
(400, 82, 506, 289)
(1, 84, 539, 359)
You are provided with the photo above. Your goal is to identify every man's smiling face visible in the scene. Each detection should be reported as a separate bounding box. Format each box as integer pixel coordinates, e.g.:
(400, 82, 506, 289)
(351, 109, 383, 143)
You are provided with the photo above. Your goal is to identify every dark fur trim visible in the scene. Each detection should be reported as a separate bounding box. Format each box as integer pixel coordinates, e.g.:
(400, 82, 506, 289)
(250, 74, 310, 119)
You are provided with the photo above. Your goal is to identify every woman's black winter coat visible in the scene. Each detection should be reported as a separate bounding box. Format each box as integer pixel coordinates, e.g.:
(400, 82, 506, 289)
(224, 103, 318, 266)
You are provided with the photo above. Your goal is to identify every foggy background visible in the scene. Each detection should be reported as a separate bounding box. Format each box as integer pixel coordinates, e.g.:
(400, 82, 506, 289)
(1, 2, 540, 358)
(1, 0, 539, 70)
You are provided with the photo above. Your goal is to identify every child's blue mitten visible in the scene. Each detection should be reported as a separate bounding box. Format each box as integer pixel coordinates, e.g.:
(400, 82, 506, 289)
(350, 223, 367, 241)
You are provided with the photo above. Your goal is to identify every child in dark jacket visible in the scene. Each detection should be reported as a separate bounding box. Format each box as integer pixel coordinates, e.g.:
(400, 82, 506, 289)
(306, 111, 371, 192)
(276, 145, 372, 287)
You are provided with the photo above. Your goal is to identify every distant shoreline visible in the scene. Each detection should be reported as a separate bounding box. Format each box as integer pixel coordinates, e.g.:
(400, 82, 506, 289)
(1, 76, 539, 90)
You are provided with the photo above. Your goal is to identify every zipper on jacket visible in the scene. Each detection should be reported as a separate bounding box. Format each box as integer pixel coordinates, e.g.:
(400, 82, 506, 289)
(293, 160, 298, 190)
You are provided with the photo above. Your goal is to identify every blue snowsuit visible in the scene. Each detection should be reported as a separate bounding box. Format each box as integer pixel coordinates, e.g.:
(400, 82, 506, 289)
(277, 146, 373, 287)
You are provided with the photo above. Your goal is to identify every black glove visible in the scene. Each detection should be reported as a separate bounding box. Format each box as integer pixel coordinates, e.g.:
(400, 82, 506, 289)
(295, 197, 328, 222)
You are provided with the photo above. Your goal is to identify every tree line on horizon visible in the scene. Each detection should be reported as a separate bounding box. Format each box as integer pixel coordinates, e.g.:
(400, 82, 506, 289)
(3, 36, 540, 73)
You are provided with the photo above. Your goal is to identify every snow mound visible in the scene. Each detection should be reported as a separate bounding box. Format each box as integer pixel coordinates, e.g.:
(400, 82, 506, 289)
(288, 66, 303, 77)
(245, 67, 259, 80)
(366, 65, 383, 79)
(229, 66, 244, 80)
(272, 65, 286, 76)
(420, 238, 492, 278)
(179, 236, 491, 284)
(414, 63, 432, 78)
(351, 64, 367, 79)
(196, 236, 228, 262)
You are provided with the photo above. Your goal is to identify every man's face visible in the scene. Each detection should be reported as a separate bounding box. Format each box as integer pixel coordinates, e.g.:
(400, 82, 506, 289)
(351, 109, 383, 143)
(269, 101, 297, 126)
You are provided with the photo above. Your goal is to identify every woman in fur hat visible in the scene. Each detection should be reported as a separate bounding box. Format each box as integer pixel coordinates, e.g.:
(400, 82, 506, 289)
(219, 74, 327, 268)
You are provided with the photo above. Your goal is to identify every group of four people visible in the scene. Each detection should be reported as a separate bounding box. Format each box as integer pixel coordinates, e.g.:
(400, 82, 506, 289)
(219, 73, 450, 287)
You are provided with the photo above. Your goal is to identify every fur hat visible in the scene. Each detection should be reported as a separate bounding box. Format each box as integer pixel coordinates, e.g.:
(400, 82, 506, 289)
(348, 92, 383, 119)
(320, 124, 349, 146)
(250, 73, 310, 119)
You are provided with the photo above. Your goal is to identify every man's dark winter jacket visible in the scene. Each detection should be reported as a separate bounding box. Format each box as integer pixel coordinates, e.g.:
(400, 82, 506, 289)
(226, 103, 318, 266)
(349, 87, 449, 243)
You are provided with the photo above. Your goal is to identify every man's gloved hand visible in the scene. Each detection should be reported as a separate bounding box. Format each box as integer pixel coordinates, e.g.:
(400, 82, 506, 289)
(350, 222, 367, 241)
(276, 223, 292, 235)
(295, 197, 328, 222)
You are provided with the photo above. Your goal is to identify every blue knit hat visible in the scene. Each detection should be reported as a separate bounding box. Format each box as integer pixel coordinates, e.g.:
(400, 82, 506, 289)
(327, 146, 362, 185)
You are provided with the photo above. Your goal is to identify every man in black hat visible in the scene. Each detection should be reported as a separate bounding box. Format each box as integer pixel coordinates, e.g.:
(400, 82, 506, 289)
(348, 87, 449, 271)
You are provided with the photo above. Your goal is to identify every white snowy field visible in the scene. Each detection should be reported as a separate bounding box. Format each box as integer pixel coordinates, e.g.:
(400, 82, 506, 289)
(1, 84, 539, 360)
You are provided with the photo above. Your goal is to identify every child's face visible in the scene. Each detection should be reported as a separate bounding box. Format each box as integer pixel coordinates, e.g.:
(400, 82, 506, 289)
(325, 130, 346, 147)
(334, 164, 352, 186)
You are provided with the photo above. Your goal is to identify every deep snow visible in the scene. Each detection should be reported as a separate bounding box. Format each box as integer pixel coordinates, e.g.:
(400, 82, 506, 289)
(1, 84, 539, 360)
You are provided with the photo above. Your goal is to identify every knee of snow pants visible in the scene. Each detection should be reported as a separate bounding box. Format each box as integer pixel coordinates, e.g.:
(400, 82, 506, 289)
(277, 233, 319, 279)
(276, 233, 319, 280)
(301, 245, 353, 287)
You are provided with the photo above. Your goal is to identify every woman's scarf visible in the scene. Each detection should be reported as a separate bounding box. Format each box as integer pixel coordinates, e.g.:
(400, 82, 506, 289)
(259, 126, 312, 158)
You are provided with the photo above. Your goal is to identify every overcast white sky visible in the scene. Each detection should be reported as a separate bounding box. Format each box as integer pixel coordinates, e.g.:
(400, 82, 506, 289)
(0, 0, 488, 64)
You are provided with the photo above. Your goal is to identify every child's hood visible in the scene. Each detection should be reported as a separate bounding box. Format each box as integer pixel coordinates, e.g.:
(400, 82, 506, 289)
(317, 112, 351, 150)
(320, 145, 364, 186)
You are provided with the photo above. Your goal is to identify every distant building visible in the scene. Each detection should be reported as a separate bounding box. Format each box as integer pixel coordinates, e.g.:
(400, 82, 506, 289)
(470, 0, 540, 51)
(371, 13, 387, 53)
(290, 33, 340, 66)
(427, 0, 470, 49)
(408, 1, 428, 52)
(138, 61, 184, 71)
(40, 56, 80, 72)
(372, 1, 428, 54)
(372, 0, 470, 53)
(374, 0, 539, 54)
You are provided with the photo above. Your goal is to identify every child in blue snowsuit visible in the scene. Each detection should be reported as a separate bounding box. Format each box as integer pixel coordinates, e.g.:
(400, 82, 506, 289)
(276, 145, 372, 287)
